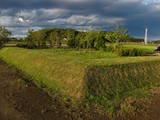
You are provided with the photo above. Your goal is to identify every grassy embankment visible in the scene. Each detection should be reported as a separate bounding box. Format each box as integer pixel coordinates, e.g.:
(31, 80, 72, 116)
(0, 45, 160, 115)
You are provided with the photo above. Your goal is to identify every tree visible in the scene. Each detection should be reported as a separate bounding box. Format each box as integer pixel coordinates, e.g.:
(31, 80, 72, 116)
(84, 31, 97, 49)
(48, 32, 56, 48)
(105, 24, 128, 43)
(66, 29, 77, 48)
(94, 31, 106, 50)
(34, 30, 47, 48)
(25, 29, 37, 49)
(0, 26, 11, 47)
(55, 31, 62, 48)
(76, 32, 86, 48)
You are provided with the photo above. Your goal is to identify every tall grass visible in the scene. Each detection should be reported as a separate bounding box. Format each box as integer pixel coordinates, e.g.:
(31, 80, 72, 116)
(85, 61, 160, 112)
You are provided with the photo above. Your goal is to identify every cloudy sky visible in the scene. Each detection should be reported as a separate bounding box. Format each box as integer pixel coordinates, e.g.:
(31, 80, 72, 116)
(1, 0, 160, 40)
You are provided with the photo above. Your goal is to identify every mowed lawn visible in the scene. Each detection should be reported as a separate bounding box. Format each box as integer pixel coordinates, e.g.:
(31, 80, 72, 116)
(0, 47, 160, 99)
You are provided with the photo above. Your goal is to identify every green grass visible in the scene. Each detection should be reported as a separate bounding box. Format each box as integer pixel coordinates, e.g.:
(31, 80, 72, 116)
(85, 61, 160, 112)
(0, 46, 160, 115)
(123, 44, 156, 53)
(4, 41, 25, 47)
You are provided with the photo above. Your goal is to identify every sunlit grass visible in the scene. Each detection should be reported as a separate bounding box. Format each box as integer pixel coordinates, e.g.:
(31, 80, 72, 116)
(1, 47, 160, 115)
(123, 44, 156, 53)
(0, 47, 160, 100)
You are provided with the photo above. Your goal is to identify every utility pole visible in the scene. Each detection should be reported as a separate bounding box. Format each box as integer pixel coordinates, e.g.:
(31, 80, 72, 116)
(144, 28, 148, 45)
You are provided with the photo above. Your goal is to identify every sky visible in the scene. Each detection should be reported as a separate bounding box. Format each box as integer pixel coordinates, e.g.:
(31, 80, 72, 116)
(1, 0, 160, 40)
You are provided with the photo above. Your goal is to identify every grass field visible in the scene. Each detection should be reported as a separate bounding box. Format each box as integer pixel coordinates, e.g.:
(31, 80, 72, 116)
(4, 41, 24, 47)
(0, 46, 160, 115)
(123, 44, 156, 53)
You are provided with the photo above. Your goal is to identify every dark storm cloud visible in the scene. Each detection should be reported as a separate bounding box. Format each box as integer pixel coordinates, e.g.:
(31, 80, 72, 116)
(0, 0, 160, 39)
(1, 0, 103, 9)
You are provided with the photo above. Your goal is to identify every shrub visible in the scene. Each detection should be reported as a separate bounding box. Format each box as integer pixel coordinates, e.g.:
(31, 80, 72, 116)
(117, 48, 144, 56)
(106, 43, 123, 52)
(94, 31, 106, 50)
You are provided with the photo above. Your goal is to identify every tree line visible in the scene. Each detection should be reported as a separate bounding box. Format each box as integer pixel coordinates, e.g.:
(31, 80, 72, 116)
(0, 26, 11, 47)
(24, 25, 132, 49)
(25, 28, 107, 50)
(0, 25, 145, 49)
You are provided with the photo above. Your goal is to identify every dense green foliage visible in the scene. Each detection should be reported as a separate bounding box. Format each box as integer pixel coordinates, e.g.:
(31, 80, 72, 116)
(24, 28, 108, 50)
(0, 26, 11, 47)
(105, 25, 128, 43)
(117, 48, 144, 56)
(24, 25, 143, 50)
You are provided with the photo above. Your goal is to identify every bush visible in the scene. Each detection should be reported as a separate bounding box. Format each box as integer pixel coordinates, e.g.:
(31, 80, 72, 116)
(106, 43, 123, 52)
(117, 48, 144, 56)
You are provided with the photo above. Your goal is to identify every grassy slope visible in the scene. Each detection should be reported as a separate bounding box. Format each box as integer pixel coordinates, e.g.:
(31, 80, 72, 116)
(0, 47, 160, 103)
(1, 46, 160, 116)
(85, 61, 160, 111)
